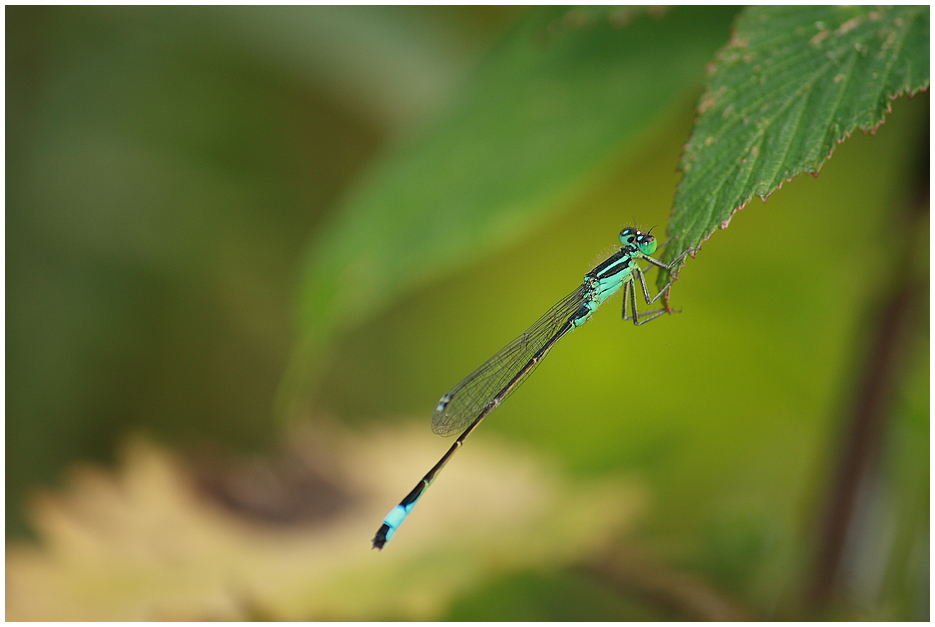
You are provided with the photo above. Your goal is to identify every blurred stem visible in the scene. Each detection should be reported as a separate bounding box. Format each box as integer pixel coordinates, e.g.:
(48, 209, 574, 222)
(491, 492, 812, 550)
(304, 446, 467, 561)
(803, 108, 929, 613)
(578, 546, 755, 620)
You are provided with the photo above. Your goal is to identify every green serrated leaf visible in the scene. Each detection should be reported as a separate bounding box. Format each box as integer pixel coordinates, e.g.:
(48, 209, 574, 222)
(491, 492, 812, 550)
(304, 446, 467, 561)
(280, 6, 739, 419)
(660, 5, 929, 284)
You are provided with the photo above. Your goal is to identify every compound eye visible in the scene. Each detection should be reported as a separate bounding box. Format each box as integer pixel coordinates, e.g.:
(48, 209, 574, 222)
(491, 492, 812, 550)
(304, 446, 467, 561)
(618, 227, 637, 245)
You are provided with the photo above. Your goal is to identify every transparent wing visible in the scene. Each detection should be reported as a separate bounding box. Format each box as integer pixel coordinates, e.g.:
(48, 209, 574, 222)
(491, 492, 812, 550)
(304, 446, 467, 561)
(431, 283, 591, 437)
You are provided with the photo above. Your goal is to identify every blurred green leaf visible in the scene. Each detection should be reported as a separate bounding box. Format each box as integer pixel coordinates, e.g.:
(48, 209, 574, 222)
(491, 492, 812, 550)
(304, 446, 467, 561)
(660, 6, 929, 283)
(283, 6, 740, 418)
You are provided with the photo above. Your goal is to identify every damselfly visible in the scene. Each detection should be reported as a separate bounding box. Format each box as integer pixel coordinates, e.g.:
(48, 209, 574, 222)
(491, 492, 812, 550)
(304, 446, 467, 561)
(372, 227, 686, 549)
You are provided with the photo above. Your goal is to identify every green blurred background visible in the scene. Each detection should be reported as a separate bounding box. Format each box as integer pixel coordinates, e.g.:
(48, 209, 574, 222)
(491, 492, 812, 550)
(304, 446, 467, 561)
(6, 6, 928, 620)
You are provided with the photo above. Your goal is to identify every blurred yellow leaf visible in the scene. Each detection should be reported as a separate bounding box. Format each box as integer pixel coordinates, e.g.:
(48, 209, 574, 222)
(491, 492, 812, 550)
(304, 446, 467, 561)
(7, 426, 645, 620)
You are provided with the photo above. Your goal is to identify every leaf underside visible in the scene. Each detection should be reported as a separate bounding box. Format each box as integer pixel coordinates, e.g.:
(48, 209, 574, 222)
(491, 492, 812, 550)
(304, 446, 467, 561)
(660, 5, 929, 285)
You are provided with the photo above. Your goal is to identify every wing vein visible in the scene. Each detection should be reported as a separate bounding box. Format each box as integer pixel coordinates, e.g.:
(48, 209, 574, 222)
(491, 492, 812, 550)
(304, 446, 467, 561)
(431, 283, 591, 436)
